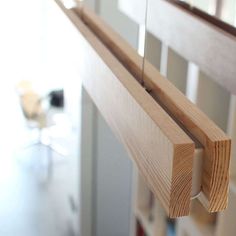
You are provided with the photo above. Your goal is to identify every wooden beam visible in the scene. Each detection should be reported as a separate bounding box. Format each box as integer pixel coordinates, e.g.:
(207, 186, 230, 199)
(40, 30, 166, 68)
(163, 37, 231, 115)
(77, 4, 231, 212)
(56, 0, 231, 214)
(56, 0, 195, 217)
(144, 63, 231, 212)
(73, 4, 230, 212)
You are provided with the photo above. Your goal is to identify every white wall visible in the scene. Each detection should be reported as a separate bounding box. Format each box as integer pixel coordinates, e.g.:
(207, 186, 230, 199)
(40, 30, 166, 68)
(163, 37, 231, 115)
(94, 102, 133, 236)
(84, 0, 139, 49)
(80, 88, 133, 236)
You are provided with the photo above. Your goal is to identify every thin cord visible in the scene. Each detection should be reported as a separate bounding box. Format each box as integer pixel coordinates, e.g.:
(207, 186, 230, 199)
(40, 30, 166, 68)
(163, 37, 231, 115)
(191, 191, 201, 200)
(142, 0, 200, 201)
(141, 0, 201, 202)
(141, 0, 149, 87)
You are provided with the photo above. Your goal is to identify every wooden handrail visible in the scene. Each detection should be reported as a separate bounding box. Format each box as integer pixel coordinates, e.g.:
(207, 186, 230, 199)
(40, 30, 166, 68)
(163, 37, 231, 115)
(166, 0, 236, 38)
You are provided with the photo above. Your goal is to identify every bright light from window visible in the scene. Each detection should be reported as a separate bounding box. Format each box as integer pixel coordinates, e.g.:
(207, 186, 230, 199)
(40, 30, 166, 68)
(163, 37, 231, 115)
(61, 0, 77, 9)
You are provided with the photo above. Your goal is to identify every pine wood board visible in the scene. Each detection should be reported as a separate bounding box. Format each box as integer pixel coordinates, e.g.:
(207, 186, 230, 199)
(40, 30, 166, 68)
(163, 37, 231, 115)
(55, 0, 196, 217)
(73, 5, 231, 212)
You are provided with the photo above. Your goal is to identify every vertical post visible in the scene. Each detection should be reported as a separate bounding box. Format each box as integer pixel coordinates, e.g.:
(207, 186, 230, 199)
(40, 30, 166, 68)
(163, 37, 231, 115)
(186, 62, 199, 103)
(160, 44, 168, 77)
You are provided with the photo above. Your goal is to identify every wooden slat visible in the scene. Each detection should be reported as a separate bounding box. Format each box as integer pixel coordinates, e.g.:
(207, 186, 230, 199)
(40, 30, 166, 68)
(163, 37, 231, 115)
(73, 5, 230, 212)
(144, 65, 231, 212)
(55, 0, 195, 217)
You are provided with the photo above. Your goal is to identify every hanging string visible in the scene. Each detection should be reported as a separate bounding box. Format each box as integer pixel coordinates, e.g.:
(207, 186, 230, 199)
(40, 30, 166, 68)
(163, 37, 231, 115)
(141, 0, 149, 87)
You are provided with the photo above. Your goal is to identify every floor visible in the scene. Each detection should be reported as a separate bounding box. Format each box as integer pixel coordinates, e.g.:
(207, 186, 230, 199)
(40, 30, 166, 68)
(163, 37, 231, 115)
(0, 85, 80, 236)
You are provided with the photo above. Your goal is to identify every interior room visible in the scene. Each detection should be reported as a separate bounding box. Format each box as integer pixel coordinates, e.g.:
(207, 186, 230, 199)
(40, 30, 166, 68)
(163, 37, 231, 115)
(0, 0, 236, 236)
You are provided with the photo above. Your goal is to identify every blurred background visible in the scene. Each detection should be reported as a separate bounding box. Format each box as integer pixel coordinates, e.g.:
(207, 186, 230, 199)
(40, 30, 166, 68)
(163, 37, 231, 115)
(0, 0, 81, 235)
(0, 0, 236, 236)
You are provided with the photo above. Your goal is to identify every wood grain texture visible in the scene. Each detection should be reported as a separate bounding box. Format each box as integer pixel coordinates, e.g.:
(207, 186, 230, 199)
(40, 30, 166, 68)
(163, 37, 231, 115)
(144, 62, 231, 212)
(55, 0, 195, 217)
(73, 4, 231, 212)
